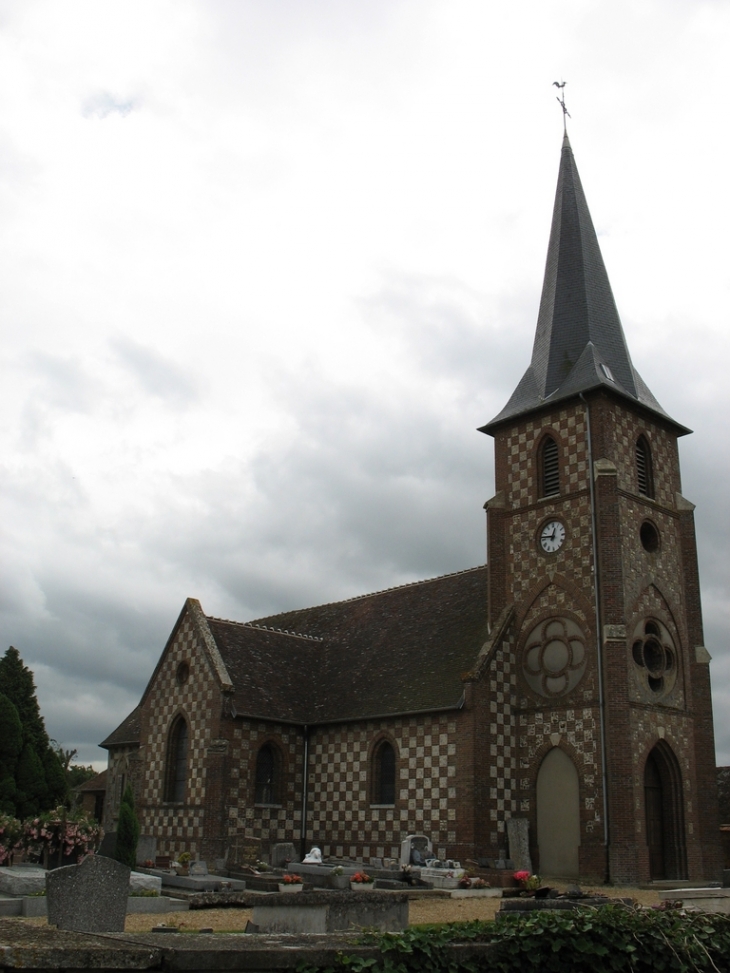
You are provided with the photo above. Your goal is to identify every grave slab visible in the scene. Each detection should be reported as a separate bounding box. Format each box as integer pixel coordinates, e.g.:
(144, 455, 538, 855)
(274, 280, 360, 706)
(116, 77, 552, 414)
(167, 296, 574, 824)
(252, 890, 408, 934)
(130, 871, 162, 893)
(0, 866, 47, 896)
(450, 888, 501, 899)
(46, 855, 130, 932)
(660, 887, 730, 914)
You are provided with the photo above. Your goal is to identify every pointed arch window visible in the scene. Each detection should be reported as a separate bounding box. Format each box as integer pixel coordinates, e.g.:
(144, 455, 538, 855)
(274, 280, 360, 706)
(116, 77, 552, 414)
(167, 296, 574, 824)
(254, 743, 280, 805)
(636, 435, 654, 498)
(371, 739, 396, 805)
(164, 716, 188, 803)
(540, 436, 560, 497)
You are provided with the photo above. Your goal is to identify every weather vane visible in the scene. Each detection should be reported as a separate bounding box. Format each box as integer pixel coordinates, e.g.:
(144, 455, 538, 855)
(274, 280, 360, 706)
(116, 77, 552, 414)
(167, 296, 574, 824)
(553, 80, 571, 132)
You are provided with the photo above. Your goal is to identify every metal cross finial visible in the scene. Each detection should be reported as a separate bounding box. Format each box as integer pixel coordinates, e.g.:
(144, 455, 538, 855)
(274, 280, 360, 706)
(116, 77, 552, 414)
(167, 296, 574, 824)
(553, 80, 571, 132)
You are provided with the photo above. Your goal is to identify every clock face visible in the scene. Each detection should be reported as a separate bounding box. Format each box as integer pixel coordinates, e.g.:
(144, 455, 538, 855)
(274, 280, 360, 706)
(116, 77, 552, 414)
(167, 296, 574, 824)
(539, 519, 566, 553)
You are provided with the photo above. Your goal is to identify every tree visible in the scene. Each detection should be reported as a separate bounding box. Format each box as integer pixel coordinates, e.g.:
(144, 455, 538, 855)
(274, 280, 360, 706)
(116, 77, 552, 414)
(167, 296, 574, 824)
(67, 764, 97, 789)
(51, 741, 96, 792)
(0, 693, 22, 815)
(0, 647, 69, 815)
(114, 784, 140, 868)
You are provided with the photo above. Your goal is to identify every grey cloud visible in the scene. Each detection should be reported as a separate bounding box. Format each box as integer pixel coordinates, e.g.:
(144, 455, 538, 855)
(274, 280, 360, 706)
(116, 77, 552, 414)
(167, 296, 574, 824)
(111, 336, 199, 404)
(27, 351, 99, 413)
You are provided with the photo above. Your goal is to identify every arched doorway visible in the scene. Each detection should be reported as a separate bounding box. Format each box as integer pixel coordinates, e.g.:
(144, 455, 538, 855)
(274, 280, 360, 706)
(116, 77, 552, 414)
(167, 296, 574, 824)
(536, 747, 580, 877)
(644, 743, 687, 880)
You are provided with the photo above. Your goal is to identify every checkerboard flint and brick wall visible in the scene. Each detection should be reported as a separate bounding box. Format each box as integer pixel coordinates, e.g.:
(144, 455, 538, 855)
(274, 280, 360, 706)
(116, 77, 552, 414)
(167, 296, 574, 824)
(137, 613, 221, 859)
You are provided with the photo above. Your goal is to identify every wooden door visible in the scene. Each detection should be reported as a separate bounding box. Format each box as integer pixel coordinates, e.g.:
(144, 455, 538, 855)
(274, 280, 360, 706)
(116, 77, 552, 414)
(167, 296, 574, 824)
(644, 752, 665, 880)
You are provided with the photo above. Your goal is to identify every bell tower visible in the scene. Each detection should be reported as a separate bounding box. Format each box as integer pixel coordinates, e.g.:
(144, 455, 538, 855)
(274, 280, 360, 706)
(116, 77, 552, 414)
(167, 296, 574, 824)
(480, 134, 721, 883)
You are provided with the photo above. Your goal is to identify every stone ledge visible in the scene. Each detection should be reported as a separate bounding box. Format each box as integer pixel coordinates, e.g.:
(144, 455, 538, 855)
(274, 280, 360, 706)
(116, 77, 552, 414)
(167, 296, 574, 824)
(0, 920, 499, 972)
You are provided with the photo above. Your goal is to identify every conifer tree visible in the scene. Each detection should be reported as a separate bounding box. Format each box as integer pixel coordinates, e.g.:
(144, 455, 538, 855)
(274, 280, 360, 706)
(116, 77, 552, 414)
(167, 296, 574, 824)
(114, 784, 140, 868)
(0, 692, 22, 814)
(0, 647, 68, 815)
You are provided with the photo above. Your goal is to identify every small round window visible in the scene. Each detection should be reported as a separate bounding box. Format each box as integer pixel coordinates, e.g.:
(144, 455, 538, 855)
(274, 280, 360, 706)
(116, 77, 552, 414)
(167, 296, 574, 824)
(640, 520, 660, 553)
(176, 661, 190, 686)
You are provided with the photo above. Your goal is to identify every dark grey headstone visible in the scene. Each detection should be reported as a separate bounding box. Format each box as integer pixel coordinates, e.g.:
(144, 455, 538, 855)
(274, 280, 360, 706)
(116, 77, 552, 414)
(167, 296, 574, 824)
(47, 855, 130, 932)
(97, 831, 116, 859)
(271, 842, 298, 867)
(506, 818, 532, 873)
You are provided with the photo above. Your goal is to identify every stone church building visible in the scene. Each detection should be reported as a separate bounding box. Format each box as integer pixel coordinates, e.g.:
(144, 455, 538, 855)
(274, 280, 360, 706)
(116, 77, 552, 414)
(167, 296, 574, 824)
(102, 134, 721, 885)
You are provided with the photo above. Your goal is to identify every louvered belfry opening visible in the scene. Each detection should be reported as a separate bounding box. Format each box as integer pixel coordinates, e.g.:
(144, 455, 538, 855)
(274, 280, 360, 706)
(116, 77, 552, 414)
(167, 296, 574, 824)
(636, 435, 654, 498)
(541, 436, 560, 497)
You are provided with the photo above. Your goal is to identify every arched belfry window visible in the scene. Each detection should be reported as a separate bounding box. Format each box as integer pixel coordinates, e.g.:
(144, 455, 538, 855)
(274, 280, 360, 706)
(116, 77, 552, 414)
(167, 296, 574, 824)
(371, 739, 396, 805)
(636, 435, 654, 498)
(255, 743, 280, 805)
(540, 436, 560, 498)
(164, 716, 188, 803)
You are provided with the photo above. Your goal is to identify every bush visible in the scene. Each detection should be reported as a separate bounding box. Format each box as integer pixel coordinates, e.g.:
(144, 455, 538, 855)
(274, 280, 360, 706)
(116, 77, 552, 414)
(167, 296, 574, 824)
(296, 907, 730, 973)
(114, 784, 140, 868)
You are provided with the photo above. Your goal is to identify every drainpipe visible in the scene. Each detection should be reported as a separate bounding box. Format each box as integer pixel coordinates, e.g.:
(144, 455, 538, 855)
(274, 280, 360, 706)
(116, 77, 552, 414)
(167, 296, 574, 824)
(300, 725, 310, 861)
(580, 393, 611, 882)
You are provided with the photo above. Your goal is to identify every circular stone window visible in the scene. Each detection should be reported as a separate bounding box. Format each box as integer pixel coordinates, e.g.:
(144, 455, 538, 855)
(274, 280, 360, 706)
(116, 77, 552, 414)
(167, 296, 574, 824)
(175, 661, 190, 686)
(522, 617, 587, 698)
(631, 618, 676, 697)
(640, 520, 660, 553)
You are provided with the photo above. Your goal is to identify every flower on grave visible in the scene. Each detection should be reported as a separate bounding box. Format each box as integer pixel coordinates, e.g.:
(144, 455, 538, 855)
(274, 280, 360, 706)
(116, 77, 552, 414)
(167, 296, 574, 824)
(457, 876, 472, 889)
(472, 878, 489, 889)
(19, 807, 102, 861)
(513, 870, 541, 891)
(177, 852, 192, 864)
(332, 866, 344, 876)
(0, 813, 22, 865)
(351, 871, 373, 884)
(281, 873, 303, 884)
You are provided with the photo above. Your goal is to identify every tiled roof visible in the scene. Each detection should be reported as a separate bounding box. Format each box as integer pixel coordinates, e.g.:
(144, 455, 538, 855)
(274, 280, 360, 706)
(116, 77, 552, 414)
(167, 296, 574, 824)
(76, 769, 108, 792)
(212, 566, 489, 724)
(482, 134, 688, 435)
(100, 704, 142, 748)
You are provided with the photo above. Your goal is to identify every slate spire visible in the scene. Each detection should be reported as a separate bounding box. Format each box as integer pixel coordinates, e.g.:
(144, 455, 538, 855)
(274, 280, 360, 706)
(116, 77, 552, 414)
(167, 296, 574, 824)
(482, 134, 682, 433)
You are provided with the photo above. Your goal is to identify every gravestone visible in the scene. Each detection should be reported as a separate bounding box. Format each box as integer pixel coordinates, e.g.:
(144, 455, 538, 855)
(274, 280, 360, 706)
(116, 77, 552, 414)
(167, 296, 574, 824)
(189, 861, 208, 876)
(507, 818, 532, 873)
(136, 835, 157, 865)
(47, 855, 130, 932)
(271, 842, 298, 867)
(97, 831, 116, 859)
(227, 835, 261, 868)
(400, 834, 432, 867)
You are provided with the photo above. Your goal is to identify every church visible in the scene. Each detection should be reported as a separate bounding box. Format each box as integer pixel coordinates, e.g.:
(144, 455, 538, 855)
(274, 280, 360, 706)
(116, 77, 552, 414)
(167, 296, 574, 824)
(101, 132, 721, 885)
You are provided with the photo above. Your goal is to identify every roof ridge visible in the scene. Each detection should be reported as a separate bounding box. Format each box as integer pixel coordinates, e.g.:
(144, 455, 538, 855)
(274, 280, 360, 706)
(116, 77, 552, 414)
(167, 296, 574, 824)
(206, 615, 325, 642)
(252, 565, 486, 618)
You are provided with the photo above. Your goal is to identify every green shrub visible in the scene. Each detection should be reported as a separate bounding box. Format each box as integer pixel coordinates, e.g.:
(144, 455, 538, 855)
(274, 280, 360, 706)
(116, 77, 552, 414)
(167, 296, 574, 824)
(297, 907, 730, 973)
(114, 784, 140, 869)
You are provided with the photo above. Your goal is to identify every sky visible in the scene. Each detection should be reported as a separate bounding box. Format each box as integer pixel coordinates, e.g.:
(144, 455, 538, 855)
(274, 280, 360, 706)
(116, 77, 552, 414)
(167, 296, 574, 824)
(1, 0, 728, 771)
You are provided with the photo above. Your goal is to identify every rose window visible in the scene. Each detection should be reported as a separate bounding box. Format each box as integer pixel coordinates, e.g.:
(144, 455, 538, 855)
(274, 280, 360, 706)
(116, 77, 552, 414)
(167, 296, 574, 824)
(631, 618, 676, 696)
(522, 617, 587, 698)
